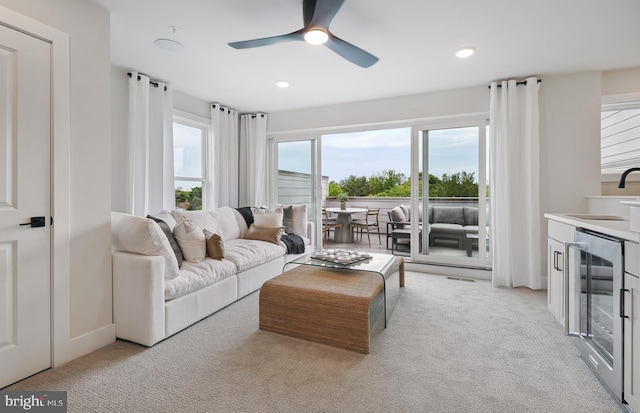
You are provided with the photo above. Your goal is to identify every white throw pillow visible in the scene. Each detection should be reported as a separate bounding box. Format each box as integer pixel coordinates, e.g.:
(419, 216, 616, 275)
(111, 212, 180, 279)
(251, 206, 284, 228)
(173, 219, 206, 262)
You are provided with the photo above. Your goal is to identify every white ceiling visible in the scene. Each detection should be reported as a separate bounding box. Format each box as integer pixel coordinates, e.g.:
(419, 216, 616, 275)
(91, 0, 640, 113)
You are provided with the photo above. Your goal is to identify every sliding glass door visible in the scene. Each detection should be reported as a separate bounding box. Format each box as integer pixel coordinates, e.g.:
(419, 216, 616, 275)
(411, 119, 490, 268)
(272, 138, 320, 244)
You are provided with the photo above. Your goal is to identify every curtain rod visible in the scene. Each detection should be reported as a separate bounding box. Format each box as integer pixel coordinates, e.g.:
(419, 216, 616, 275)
(211, 103, 266, 118)
(127, 72, 167, 91)
(487, 79, 542, 89)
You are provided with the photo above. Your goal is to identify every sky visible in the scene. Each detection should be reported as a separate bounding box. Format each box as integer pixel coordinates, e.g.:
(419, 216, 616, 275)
(278, 126, 483, 184)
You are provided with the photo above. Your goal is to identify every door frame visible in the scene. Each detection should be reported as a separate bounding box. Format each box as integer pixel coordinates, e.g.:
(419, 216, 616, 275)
(268, 135, 322, 247)
(410, 116, 491, 268)
(0, 6, 72, 367)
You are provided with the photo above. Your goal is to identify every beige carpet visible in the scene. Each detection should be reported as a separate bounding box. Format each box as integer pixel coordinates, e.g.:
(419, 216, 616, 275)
(5, 273, 625, 412)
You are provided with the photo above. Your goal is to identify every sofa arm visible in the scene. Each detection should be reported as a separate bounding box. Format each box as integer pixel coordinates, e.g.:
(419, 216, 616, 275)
(112, 251, 166, 346)
(306, 221, 315, 241)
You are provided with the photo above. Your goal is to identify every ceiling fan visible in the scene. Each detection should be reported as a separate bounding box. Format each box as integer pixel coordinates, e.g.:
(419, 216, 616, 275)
(228, 0, 379, 68)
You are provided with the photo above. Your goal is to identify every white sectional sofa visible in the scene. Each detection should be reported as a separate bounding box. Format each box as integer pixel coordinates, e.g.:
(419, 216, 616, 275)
(111, 206, 314, 346)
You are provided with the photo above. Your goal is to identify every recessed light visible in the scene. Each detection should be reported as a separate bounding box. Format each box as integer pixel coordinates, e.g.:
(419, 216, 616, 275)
(155, 38, 185, 52)
(456, 47, 475, 58)
(304, 29, 329, 45)
(276, 80, 290, 88)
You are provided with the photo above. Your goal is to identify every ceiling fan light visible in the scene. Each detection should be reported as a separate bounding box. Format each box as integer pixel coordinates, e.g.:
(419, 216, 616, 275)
(456, 47, 475, 58)
(304, 29, 329, 45)
(275, 80, 290, 88)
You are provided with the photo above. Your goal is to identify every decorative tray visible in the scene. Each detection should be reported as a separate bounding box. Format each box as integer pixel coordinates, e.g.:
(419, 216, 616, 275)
(311, 249, 372, 265)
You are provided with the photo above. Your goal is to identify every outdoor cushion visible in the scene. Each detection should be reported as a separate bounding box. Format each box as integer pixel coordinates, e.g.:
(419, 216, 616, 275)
(390, 206, 407, 228)
(463, 207, 479, 226)
(430, 223, 465, 234)
(432, 207, 465, 226)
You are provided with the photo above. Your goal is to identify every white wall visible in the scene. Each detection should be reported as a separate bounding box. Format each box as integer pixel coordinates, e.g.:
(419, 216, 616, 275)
(0, 0, 114, 363)
(268, 86, 489, 133)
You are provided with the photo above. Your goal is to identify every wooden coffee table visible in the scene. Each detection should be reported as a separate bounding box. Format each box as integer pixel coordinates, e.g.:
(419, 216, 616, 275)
(259, 253, 404, 354)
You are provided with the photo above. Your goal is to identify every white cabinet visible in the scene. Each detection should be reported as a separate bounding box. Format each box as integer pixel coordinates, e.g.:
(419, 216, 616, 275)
(624, 241, 640, 412)
(547, 220, 575, 326)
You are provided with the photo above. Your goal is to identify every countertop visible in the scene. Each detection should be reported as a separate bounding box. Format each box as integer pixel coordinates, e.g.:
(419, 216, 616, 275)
(544, 213, 640, 243)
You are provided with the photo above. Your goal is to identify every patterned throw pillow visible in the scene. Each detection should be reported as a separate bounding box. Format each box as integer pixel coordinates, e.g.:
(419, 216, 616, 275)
(251, 206, 284, 228)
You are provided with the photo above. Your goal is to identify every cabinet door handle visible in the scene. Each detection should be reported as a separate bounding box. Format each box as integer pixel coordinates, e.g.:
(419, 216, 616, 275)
(556, 251, 562, 271)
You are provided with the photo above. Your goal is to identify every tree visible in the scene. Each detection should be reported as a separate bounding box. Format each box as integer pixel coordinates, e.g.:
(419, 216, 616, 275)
(175, 186, 202, 210)
(429, 171, 478, 197)
(339, 175, 369, 196)
(328, 181, 342, 196)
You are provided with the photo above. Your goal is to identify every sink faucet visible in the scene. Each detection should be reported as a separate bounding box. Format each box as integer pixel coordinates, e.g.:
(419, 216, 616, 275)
(618, 167, 640, 188)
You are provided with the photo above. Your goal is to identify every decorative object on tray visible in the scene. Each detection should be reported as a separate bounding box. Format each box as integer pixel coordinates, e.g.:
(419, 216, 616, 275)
(337, 192, 349, 210)
(312, 249, 371, 265)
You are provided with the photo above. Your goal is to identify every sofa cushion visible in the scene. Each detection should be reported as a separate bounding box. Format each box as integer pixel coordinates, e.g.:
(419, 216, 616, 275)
(111, 211, 180, 279)
(463, 225, 479, 234)
(149, 210, 177, 230)
(224, 238, 286, 272)
(209, 207, 243, 240)
(171, 210, 221, 234)
(390, 206, 407, 228)
(251, 206, 284, 227)
(430, 223, 465, 234)
(463, 207, 479, 226)
(400, 204, 411, 222)
(244, 224, 285, 245)
(282, 204, 308, 238)
(172, 207, 242, 241)
(164, 258, 237, 300)
(173, 220, 206, 262)
(432, 207, 465, 226)
(147, 214, 184, 267)
(203, 229, 224, 260)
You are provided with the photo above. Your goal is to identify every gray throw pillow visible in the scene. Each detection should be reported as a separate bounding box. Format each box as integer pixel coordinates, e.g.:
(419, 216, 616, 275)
(147, 214, 184, 267)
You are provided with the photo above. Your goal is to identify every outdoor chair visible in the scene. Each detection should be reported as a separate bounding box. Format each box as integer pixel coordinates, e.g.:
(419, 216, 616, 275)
(386, 207, 422, 255)
(349, 207, 381, 247)
(322, 207, 342, 242)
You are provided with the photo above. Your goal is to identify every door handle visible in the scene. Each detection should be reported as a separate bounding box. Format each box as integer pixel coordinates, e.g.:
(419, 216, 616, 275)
(19, 216, 46, 228)
(620, 288, 630, 319)
(564, 242, 586, 336)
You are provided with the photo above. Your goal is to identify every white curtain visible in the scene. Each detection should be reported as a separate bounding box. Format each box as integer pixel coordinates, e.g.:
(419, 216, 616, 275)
(127, 71, 174, 216)
(211, 104, 239, 208)
(239, 113, 268, 207)
(489, 77, 542, 289)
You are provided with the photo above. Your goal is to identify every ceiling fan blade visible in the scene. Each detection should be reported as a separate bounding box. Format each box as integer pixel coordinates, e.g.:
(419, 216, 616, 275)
(228, 31, 304, 49)
(303, 0, 345, 29)
(325, 34, 378, 68)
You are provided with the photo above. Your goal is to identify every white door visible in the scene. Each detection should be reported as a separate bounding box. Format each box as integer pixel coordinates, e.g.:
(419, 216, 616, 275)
(0, 25, 51, 388)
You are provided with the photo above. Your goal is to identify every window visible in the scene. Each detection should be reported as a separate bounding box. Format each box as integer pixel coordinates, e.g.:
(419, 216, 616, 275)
(173, 115, 209, 210)
(601, 101, 640, 173)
